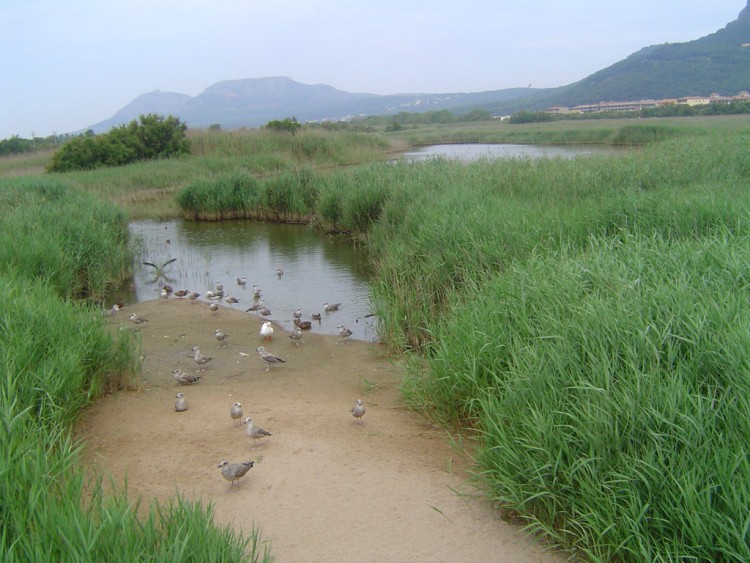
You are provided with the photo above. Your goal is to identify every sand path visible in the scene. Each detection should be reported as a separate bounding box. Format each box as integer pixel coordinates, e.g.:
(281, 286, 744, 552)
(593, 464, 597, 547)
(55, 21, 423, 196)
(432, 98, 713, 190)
(79, 299, 565, 562)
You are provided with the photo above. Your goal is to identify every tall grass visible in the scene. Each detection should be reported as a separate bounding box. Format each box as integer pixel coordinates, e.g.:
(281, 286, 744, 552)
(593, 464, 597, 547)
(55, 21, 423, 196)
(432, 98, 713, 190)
(0, 178, 271, 561)
(417, 233, 750, 560)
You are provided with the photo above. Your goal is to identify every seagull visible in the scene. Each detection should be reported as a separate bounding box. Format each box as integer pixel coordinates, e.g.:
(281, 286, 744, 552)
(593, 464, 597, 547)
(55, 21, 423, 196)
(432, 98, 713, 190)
(237, 277, 246, 286)
(192, 346, 213, 366)
(103, 303, 124, 316)
(175, 392, 189, 412)
(209, 302, 219, 314)
(243, 416, 272, 447)
(215, 328, 228, 346)
(128, 313, 149, 324)
(289, 327, 303, 346)
(245, 300, 263, 312)
(252, 285, 262, 299)
(174, 289, 189, 298)
(351, 399, 366, 424)
(338, 324, 353, 341)
(260, 321, 274, 341)
(230, 402, 244, 426)
(142, 257, 177, 273)
(173, 369, 201, 386)
(256, 346, 285, 371)
(294, 318, 312, 330)
(225, 296, 240, 306)
(160, 288, 169, 300)
(218, 460, 255, 488)
(276, 267, 284, 277)
(324, 302, 341, 312)
(259, 306, 272, 317)
(188, 291, 200, 303)
(205, 290, 216, 300)
(215, 281, 224, 292)
(293, 308, 302, 320)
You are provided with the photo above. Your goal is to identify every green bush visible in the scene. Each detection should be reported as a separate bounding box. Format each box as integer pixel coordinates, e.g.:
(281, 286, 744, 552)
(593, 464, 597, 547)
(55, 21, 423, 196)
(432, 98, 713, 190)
(48, 114, 190, 172)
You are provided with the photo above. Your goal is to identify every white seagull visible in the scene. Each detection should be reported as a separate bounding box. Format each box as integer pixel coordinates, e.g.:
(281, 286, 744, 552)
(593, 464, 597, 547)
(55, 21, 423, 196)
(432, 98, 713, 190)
(260, 321, 274, 342)
(174, 392, 189, 412)
(192, 346, 213, 366)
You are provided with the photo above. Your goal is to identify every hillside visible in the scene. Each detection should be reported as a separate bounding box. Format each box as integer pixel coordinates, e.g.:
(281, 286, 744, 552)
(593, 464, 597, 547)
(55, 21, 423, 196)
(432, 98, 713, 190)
(480, 1, 750, 114)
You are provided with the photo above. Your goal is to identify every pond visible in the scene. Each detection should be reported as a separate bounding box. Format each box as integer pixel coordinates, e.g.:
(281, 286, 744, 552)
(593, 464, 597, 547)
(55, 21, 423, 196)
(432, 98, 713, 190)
(402, 143, 622, 162)
(111, 219, 378, 341)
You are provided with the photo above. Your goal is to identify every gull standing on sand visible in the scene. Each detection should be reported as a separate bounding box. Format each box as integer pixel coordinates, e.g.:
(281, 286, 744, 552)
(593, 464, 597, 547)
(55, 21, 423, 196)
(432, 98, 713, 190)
(218, 460, 254, 487)
(188, 291, 200, 303)
(338, 324, 353, 341)
(260, 321, 274, 342)
(351, 399, 366, 424)
(173, 369, 202, 386)
(243, 416, 272, 447)
(215, 328, 228, 346)
(256, 346, 285, 371)
(174, 392, 189, 412)
(192, 346, 213, 366)
(225, 296, 240, 306)
(209, 302, 219, 314)
(230, 402, 244, 426)
(128, 313, 149, 324)
(289, 327, 303, 346)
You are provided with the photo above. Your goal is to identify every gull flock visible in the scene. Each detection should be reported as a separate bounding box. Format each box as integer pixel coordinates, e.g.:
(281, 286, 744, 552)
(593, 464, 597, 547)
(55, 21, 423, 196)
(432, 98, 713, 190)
(109, 263, 368, 489)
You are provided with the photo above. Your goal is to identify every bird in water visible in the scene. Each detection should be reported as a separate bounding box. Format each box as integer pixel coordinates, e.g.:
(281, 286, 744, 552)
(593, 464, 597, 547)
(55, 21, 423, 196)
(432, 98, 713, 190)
(294, 318, 312, 330)
(237, 277, 246, 286)
(174, 392, 189, 412)
(276, 267, 284, 277)
(293, 308, 302, 320)
(311, 313, 321, 322)
(230, 402, 244, 426)
(324, 302, 341, 312)
(260, 321, 274, 342)
(351, 399, 366, 424)
(252, 284, 262, 299)
(243, 416, 272, 447)
(218, 460, 255, 488)
(259, 306, 272, 317)
(256, 346, 285, 371)
(142, 257, 177, 275)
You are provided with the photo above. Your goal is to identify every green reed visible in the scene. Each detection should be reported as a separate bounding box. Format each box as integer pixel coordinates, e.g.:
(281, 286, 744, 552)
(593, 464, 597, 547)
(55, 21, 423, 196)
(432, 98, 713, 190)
(0, 177, 133, 300)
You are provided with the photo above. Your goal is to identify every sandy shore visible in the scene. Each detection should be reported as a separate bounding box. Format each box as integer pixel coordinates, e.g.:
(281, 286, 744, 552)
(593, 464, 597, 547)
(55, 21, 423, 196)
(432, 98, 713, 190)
(79, 298, 565, 562)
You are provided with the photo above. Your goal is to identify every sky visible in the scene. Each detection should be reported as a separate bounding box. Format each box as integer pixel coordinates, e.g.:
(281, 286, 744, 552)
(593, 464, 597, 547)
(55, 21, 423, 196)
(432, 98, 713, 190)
(0, 0, 745, 139)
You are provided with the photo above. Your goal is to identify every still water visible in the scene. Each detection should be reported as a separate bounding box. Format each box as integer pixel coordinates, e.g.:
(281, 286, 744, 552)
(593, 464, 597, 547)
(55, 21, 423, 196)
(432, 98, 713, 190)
(403, 143, 620, 162)
(117, 144, 620, 342)
(115, 219, 378, 341)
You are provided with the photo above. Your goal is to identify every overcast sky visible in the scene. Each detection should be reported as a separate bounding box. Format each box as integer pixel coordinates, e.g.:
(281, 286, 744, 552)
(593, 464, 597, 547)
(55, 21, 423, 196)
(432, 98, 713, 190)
(0, 0, 745, 139)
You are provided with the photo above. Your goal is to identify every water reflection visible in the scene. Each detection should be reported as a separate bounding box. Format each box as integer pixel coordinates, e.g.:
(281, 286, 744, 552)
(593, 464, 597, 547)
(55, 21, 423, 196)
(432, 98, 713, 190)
(113, 219, 377, 341)
(402, 143, 621, 162)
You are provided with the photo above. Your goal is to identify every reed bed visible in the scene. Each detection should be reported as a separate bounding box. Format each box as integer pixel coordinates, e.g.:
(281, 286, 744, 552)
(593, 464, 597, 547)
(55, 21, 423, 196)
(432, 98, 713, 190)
(0, 179, 271, 561)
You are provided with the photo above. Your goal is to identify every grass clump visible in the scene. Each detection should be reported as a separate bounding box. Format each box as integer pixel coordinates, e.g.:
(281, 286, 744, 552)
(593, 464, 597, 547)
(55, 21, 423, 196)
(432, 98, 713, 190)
(0, 177, 272, 561)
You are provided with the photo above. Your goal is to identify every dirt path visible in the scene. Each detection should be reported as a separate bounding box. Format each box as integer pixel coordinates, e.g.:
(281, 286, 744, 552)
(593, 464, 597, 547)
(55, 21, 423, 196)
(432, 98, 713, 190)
(79, 299, 565, 562)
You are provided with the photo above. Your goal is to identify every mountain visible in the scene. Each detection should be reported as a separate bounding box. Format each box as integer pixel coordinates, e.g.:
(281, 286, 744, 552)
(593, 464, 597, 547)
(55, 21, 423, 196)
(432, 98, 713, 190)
(478, 1, 750, 115)
(88, 77, 537, 133)
(89, 2, 750, 131)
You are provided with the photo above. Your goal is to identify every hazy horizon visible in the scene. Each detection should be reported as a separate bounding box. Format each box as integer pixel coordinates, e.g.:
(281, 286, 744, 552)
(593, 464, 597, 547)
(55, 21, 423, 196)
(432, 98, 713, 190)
(0, 0, 744, 139)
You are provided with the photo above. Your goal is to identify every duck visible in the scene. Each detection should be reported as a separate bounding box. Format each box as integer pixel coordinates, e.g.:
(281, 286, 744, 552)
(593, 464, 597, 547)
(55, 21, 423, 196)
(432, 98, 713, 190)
(294, 318, 312, 330)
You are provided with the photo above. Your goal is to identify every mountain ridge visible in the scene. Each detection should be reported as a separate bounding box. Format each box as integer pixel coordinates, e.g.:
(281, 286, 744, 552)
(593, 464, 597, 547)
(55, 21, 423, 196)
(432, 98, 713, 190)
(88, 1, 750, 132)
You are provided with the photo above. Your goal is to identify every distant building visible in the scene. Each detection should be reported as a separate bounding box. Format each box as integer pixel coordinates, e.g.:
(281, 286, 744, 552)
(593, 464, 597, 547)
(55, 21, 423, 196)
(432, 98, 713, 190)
(548, 91, 750, 114)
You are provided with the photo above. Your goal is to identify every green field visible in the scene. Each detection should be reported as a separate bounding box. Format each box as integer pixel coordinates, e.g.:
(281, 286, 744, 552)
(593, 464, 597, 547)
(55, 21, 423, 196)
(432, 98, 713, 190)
(2, 114, 750, 560)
